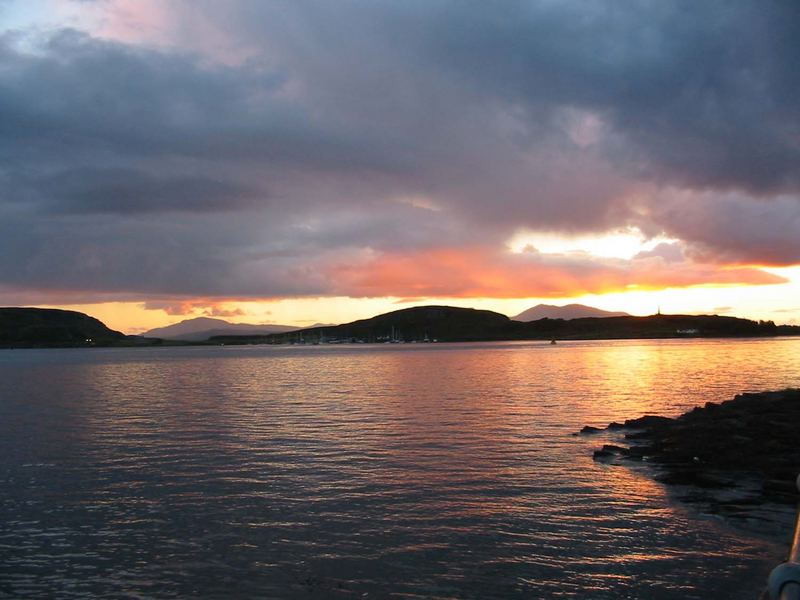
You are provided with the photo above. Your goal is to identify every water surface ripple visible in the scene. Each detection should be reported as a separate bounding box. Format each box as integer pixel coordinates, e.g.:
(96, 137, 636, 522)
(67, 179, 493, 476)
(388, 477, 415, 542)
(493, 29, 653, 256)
(2, 338, 799, 598)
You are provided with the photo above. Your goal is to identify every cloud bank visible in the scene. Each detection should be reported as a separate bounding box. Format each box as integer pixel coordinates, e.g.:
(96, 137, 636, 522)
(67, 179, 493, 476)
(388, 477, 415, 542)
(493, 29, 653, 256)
(1, 0, 798, 307)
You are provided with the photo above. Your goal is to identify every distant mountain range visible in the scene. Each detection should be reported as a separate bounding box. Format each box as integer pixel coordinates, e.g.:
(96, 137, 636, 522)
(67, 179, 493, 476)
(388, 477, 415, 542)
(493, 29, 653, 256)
(513, 303, 630, 321)
(143, 317, 300, 341)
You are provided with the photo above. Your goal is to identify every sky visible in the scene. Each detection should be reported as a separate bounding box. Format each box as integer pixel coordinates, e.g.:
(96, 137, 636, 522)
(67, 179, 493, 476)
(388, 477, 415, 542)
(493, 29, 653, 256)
(1, 0, 799, 333)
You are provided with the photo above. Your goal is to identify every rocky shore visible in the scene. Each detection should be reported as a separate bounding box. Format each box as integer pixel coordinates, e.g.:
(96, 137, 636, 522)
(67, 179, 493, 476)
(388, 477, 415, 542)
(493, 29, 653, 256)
(582, 389, 800, 533)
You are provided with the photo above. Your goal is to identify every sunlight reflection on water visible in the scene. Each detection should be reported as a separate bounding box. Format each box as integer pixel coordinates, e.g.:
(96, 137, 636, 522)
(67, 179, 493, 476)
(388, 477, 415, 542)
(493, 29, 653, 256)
(1, 338, 799, 598)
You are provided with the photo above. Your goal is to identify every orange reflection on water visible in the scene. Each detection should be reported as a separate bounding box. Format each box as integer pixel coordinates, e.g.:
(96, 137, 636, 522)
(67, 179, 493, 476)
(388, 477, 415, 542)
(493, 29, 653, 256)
(5, 340, 796, 598)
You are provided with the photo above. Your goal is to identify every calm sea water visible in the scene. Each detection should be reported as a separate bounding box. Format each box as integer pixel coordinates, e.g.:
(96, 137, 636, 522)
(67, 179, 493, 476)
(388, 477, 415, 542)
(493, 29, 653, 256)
(1, 338, 800, 599)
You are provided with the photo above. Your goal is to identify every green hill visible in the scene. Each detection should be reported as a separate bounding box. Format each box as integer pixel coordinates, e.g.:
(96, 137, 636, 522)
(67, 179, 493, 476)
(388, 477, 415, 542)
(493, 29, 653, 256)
(0, 307, 127, 347)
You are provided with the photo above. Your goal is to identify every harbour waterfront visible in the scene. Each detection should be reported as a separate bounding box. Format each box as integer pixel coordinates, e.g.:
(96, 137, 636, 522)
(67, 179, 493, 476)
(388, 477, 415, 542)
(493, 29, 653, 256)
(2, 338, 799, 598)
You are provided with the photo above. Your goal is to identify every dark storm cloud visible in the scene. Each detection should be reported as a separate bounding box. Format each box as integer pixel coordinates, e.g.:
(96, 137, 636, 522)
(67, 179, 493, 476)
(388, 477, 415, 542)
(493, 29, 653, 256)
(0, 28, 407, 172)
(30, 168, 259, 214)
(0, 0, 798, 300)
(204, 0, 800, 193)
(0, 205, 335, 297)
(415, 0, 800, 193)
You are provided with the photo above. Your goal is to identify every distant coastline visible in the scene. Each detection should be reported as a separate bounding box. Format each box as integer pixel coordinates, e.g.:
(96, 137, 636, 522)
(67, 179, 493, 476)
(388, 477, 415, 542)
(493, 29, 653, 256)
(2, 306, 799, 349)
(2, 305, 799, 349)
(210, 306, 800, 346)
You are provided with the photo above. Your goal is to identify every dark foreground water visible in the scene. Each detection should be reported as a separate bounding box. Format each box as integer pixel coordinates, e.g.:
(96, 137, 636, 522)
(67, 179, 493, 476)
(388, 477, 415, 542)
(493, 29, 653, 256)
(1, 338, 800, 599)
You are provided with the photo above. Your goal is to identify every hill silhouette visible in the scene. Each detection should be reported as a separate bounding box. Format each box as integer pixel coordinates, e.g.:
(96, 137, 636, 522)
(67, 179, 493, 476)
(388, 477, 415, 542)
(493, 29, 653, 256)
(0, 308, 126, 347)
(299, 306, 510, 342)
(213, 306, 513, 343)
(144, 317, 298, 341)
(513, 303, 629, 321)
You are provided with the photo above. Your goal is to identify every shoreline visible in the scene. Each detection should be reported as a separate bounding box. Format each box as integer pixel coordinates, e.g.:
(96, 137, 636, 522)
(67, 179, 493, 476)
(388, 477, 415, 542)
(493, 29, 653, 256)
(4, 333, 800, 350)
(582, 389, 800, 540)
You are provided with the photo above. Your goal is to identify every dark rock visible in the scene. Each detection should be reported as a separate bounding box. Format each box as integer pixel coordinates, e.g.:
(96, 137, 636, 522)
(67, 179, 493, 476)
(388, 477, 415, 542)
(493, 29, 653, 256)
(623, 414, 673, 429)
(589, 389, 800, 510)
(624, 445, 648, 458)
(763, 479, 798, 495)
(602, 444, 626, 453)
(580, 425, 603, 434)
(655, 469, 731, 488)
(624, 431, 651, 440)
(656, 469, 704, 486)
